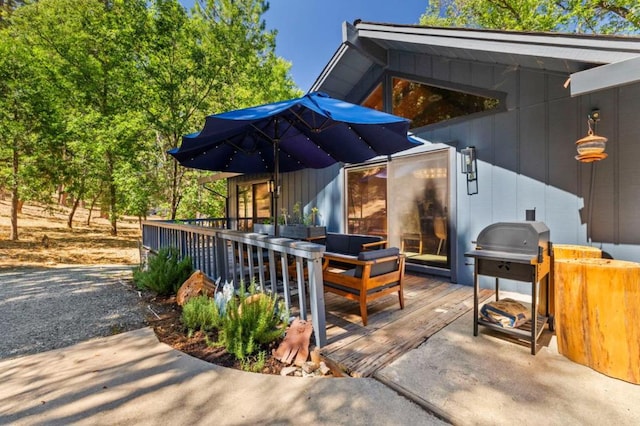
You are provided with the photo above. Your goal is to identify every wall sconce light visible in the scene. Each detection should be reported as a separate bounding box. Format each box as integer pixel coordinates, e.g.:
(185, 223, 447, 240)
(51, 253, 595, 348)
(461, 146, 478, 195)
(268, 179, 275, 193)
(575, 109, 608, 163)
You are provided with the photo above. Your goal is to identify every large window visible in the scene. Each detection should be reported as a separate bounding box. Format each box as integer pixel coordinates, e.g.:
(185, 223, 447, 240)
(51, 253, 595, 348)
(346, 165, 387, 237)
(362, 77, 501, 129)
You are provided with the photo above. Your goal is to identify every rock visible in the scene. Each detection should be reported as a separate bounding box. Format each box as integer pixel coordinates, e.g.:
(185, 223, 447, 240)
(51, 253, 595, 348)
(302, 361, 319, 374)
(176, 271, 216, 306)
(280, 366, 297, 376)
(319, 362, 331, 376)
(310, 347, 321, 364)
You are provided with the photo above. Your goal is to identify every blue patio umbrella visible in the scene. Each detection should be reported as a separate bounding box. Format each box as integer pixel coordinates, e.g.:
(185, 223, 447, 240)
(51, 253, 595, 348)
(169, 91, 422, 229)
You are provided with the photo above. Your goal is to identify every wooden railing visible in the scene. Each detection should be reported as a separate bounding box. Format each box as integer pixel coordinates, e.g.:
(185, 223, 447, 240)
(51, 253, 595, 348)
(141, 220, 327, 347)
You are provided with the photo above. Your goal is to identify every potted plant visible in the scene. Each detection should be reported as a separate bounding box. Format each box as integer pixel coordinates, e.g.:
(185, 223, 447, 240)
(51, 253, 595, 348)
(279, 203, 326, 240)
(253, 217, 275, 236)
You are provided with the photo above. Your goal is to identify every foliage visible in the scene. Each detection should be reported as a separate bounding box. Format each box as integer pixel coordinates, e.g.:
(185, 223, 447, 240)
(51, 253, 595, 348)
(420, 0, 639, 34)
(240, 350, 267, 373)
(0, 0, 301, 240)
(285, 202, 320, 226)
(174, 171, 227, 219)
(217, 282, 287, 360)
(0, 21, 64, 239)
(134, 247, 193, 296)
(181, 294, 223, 335)
(143, 0, 302, 220)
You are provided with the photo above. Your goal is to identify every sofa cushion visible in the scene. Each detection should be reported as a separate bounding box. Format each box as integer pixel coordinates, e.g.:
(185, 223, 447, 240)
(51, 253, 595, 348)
(355, 247, 400, 278)
(357, 247, 399, 261)
(348, 235, 384, 255)
(325, 233, 350, 254)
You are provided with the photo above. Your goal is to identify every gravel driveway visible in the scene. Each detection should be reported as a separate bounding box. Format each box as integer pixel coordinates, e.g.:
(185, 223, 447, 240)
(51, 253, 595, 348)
(0, 265, 147, 360)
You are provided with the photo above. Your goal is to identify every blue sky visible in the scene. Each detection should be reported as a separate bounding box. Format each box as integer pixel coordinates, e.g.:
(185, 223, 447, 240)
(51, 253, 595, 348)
(180, 1, 429, 92)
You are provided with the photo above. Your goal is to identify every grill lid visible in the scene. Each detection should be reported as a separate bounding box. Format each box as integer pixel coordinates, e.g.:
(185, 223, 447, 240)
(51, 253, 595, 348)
(469, 221, 550, 256)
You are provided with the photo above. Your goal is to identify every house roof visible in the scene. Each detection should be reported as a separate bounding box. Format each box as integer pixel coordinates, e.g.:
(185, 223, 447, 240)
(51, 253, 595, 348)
(310, 21, 640, 98)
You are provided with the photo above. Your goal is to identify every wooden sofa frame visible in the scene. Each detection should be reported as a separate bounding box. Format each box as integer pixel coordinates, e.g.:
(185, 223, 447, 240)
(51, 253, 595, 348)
(322, 250, 405, 326)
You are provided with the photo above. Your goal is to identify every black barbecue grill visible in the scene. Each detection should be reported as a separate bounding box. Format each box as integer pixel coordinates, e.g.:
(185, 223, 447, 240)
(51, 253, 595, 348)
(465, 221, 552, 355)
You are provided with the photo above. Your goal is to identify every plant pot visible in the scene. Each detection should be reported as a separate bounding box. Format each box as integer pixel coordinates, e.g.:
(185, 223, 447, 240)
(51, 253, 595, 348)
(253, 223, 275, 236)
(279, 225, 326, 240)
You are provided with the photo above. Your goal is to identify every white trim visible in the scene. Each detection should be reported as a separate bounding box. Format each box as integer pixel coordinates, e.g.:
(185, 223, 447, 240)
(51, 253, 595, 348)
(570, 55, 640, 96)
(358, 28, 640, 65)
(356, 23, 640, 53)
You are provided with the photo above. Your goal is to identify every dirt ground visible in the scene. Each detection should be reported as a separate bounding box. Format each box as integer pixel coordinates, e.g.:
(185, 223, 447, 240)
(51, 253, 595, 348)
(0, 199, 292, 375)
(0, 199, 140, 267)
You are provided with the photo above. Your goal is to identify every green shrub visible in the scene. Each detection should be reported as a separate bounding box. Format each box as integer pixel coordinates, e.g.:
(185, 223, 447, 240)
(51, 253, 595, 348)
(240, 351, 267, 373)
(134, 247, 193, 296)
(181, 295, 222, 335)
(218, 282, 287, 360)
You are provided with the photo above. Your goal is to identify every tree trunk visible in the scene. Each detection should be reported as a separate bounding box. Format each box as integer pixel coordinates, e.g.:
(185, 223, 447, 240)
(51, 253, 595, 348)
(67, 196, 81, 229)
(545, 244, 602, 315)
(86, 190, 101, 226)
(106, 152, 117, 236)
(10, 138, 19, 241)
(170, 160, 179, 220)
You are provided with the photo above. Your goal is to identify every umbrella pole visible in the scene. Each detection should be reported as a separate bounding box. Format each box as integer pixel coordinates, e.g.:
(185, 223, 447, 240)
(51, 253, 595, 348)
(273, 139, 280, 236)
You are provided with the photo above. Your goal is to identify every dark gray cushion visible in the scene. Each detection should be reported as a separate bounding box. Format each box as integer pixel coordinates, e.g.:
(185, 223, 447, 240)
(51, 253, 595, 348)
(325, 233, 350, 254)
(348, 235, 383, 255)
(357, 247, 400, 261)
(355, 247, 400, 278)
(325, 233, 385, 256)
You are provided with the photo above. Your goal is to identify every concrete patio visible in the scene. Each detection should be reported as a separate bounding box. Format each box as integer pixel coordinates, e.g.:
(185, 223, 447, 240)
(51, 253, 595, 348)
(1, 295, 638, 425)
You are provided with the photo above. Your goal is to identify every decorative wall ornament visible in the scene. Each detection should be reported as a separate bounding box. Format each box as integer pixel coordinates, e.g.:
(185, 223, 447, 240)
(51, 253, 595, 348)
(576, 110, 608, 162)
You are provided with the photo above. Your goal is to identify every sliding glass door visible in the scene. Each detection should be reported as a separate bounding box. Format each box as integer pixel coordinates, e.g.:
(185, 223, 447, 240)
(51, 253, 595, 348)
(388, 150, 450, 269)
(346, 150, 451, 270)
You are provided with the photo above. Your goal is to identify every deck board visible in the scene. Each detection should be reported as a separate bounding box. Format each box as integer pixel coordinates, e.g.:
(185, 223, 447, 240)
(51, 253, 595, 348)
(320, 273, 493, 377)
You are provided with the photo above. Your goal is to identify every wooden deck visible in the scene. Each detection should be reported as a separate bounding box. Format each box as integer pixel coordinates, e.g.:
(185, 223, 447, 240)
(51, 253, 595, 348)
(319, 273, 493, 377)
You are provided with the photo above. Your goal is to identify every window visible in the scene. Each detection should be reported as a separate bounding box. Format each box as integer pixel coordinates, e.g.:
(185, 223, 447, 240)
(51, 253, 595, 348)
(361, 83, 383, 112)
(361, 77, 501, 129)
(346, 165, 387, 237)
(237, 182, 270, 230)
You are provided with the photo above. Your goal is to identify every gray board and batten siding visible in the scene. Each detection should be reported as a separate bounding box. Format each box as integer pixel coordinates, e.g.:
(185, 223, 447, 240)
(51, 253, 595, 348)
(372, 51, 640, 287)
(227, 24, 640, 290)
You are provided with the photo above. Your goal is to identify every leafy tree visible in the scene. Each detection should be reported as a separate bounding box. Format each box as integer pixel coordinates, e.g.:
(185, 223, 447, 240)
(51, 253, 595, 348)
(1, 0, 302, 242)
(0, 24, 62, 240)
(143, 0, 300, 220)
(0, 0, 27, 27)
(420, 0, 639, 34)
(14, 0, 152, 235)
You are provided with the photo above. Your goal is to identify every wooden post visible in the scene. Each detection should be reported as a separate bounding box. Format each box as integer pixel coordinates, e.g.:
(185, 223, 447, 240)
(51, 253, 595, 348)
(308, 257, 327, 347)
(554, 258, 640, 384)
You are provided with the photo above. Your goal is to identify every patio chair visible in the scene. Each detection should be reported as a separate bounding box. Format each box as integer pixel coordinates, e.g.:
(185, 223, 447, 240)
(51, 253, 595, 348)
(322, 247, 405, 326)
(434, 216, 447, 255)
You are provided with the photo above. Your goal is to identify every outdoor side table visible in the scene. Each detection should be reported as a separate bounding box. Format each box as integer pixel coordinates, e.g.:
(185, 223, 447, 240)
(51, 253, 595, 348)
(554, 258, 640, 384)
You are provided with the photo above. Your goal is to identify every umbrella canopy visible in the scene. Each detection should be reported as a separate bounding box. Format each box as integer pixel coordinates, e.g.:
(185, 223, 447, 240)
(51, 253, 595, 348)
(169, 91, 422, 228)
(170, 91, 421, 172)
